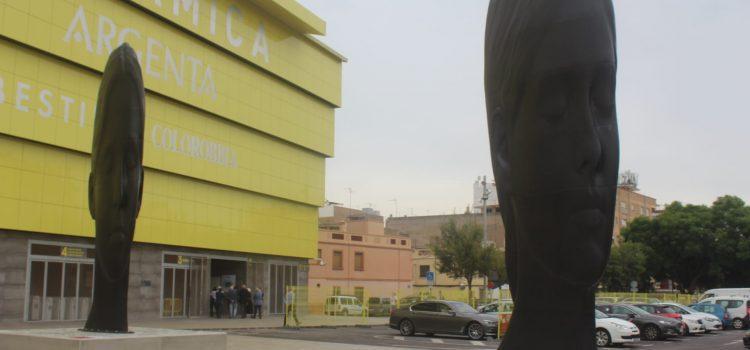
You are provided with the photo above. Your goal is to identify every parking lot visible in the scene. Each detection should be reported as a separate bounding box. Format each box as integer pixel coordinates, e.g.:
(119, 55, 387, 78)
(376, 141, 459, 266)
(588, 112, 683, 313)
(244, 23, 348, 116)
(230, 325, 747, 350)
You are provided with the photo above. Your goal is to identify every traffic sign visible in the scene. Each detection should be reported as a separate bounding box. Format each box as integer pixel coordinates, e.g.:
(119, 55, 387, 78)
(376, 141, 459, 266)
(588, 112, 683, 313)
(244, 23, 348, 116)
(426, 271, 435, 283)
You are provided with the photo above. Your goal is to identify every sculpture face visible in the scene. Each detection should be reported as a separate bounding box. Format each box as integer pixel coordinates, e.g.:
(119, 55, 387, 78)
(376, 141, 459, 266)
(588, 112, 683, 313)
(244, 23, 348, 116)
(89, 45, 145, 282)
(486, 1, 618, 348)
(84, 43, 144, 333)
(500, 14, 618, 287)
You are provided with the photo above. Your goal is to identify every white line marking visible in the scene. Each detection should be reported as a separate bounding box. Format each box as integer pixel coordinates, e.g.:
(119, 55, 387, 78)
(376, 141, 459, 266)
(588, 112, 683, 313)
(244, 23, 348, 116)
(393, 336, 405, 341)
(470, 341, 485, 346)
(723, 340, 742, 345)
(431, 338, 444, 343)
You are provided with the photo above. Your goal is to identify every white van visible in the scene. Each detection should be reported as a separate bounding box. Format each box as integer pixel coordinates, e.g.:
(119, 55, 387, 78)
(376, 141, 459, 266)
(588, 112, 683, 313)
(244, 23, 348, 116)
(700, 296, 750, 329)
(324, 296, 363, 316)
(699, 288, 750, 301)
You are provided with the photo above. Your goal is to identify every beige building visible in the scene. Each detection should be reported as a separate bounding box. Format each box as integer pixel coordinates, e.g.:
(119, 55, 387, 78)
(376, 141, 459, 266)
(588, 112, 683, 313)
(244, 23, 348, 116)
(613, 172, 658, 241)
(386, 208, 505, 300)
(308, 206, 412, 307)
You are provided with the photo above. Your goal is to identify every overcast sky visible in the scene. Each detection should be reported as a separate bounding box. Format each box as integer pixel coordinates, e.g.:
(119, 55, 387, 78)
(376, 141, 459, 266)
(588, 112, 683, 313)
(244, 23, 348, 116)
(298, 0, 750, 218)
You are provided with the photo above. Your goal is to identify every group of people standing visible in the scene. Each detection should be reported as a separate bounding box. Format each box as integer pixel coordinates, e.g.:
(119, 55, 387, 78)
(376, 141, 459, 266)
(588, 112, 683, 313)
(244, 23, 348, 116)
(210, 284, 263, 319)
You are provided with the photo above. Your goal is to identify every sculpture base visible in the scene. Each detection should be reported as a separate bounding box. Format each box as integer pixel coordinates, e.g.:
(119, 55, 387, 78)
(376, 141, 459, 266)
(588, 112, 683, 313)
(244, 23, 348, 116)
(0, 327, 226, 350)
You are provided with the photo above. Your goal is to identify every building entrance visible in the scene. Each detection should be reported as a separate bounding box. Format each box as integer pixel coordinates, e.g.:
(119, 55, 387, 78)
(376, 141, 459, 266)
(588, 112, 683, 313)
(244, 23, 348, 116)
(161, 254, 208, 318)
(210, 258, 246, 288)
(26, 242, 95, 321)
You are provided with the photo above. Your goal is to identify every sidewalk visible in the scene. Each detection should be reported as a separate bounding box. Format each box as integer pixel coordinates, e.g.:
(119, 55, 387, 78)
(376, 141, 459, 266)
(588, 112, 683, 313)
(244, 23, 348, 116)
(227, 334, 411, 350)
(0, 314, 388, 331)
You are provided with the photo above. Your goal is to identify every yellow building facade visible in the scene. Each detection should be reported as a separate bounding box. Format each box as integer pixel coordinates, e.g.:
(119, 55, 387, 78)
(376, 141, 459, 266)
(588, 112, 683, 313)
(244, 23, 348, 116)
(0, 0, 343, 321)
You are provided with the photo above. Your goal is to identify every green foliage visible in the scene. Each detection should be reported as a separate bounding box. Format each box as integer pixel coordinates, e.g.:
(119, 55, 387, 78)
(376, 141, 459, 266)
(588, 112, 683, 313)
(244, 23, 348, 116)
(599, 242, 649, 292)
(620, 195, 750, 292)
(430, 221, 500, 301)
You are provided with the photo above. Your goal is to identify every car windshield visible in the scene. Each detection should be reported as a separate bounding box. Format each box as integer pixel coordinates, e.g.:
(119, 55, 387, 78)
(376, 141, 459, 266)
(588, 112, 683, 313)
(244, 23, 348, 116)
(627, 305, 650, 316)
(667, 304, 690, 314)
(595, 310, 608, 319)
(447, 302, 477, 313)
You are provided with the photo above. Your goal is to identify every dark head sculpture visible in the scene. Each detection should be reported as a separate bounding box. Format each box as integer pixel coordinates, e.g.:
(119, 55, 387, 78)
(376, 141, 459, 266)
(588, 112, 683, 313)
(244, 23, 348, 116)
(83, 43, 145, 333)
(485, 0, 618, 348)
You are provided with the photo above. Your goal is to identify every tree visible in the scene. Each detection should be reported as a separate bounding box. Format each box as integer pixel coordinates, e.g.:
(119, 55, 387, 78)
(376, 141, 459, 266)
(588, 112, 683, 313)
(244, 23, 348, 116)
(480, 248, 507, 289)
(430, 221, 497, 303)
(710, 196, 750, 287)
(599, 242, 649, 292)
(622, 202, 721, 292)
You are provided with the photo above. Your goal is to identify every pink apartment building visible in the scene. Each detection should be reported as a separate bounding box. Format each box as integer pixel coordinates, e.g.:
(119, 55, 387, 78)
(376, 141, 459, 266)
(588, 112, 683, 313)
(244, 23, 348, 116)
(308, 206, 412, 306)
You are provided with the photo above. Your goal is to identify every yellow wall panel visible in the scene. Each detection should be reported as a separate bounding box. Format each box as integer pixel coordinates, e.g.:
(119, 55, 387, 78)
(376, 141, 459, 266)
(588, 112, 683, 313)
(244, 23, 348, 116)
(0, 38, 325, 206)
(131, 0, 342, 106)
(0, 134, 318, 258)
(0, 0, 335, 156)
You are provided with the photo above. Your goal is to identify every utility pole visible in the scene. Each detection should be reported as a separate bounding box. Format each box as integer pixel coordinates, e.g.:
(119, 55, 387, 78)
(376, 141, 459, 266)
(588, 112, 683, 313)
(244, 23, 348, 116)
(481, 176, 490, 244)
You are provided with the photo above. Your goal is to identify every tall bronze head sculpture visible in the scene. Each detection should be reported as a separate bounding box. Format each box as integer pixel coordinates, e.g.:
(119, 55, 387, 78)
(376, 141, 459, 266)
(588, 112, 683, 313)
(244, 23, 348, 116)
(485, 0, 618, 348)
(83, 43, 145, 333)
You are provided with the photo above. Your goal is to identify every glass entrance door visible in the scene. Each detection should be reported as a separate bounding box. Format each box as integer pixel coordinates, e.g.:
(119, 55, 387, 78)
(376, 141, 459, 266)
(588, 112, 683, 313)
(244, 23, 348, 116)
(162, 254, 208, 318)
(269, 264, 298, 314)
(26, 243, 95, 321)
(162, 266, 187, 317)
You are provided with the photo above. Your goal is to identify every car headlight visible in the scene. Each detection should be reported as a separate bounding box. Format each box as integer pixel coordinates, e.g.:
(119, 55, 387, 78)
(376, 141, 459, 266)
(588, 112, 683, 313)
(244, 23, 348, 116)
(658, 320, 668, 324)
(613, 323, 631, 330)
(483, 320, 497, 325)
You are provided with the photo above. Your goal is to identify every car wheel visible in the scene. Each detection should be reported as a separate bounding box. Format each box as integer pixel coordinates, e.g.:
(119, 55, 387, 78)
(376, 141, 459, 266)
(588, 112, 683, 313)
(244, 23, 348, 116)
(399, 319, 415, 336)
(642, 324, 660, 341)
(595, 328, 611, 347)
(467, 322, 485, 340)
(733, 318, 745, 330)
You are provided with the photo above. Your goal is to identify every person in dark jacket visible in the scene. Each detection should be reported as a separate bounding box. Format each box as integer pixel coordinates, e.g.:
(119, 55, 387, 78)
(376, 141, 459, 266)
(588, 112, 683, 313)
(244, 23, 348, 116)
(209, 287, 217, 318)
(252, 287, 264, 319)
(214, 286, 224, 318)
(237, 284, 250, 318)
(226, 284, 238, 318)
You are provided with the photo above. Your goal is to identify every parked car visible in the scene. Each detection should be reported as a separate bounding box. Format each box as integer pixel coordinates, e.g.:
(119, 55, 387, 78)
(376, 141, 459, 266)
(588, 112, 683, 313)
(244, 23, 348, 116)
(690, 302, 732, 329)
(632, 304, 683, 321)
(699, 288, 750, 302)
(700, 296, 750, 330)
(657, 302, 715, 334)
(595, 309, 640, 347)
(324, 296, 363, 316)
(477, 299, 514, 315)
(389, 300, 498, 340)
(596, 304, 683, 341)
(478, 299, 513, 334)
(368, 297, 393, 316)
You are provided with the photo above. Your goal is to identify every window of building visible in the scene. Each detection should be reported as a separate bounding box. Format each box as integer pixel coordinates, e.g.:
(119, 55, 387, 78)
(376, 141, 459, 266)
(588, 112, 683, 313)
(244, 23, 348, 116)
(332, 251, 343, 270)
(354, 252, 364, 271)
(390, 239, 396, 244)
(419, 265, 431, 278)
(317, 249, 322, 259)
(351, 235, 363, 242)
(332, 286, 341, 296)
(332, 233, 344, 240)
(620, 219, 627, 227)
(620, 202, 628, 212)
(401, 240, 407, 245)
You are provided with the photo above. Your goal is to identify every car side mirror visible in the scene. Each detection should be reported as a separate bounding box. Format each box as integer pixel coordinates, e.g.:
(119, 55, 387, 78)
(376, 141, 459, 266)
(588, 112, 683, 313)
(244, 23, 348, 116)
(448, 311, 456, 317)
(628, 313, 637, 319)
